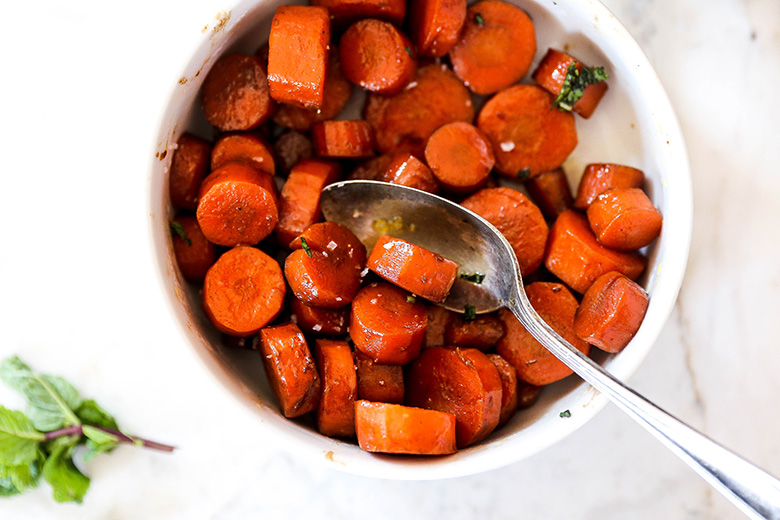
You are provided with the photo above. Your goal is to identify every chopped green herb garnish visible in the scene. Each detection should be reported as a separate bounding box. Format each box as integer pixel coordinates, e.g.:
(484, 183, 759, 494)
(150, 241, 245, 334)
(517, 168, 531, 180)
(405, 46, 414, 58)
(459, 272, 486, 284)
(474, 12, 485, 26)
(559, 410, 571, 418)
(525, 360, 537, 366)
(169, 221, 191, 246)
(552, 62, 609, 112)
(464, 305, 477, 321)
(406, 295, 417, 304)
(300, 237, 313, 258)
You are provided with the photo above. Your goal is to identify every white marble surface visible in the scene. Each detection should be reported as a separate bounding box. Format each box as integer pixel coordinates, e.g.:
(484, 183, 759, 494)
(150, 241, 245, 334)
(1, 0, 779, 518)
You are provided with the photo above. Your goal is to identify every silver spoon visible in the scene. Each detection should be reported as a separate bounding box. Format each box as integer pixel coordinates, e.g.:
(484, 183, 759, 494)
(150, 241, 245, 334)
(321, 179, 780, 520)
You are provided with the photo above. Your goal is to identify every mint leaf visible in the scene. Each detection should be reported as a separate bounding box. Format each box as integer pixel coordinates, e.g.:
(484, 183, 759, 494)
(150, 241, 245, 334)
(464, 304, 477, 321)
(300, 237, 313, 258)
(0, 357, 81, 431)
(0, 452, 44, 495)
(76, 400, 118, 430)
(552, 63, 609, 112)
(169, 221, 191, 246)
(42, 439, 89, 504)
(0, 406, 45, 466)
(459, 272, 486, 284)
(81, 426, 118, 462)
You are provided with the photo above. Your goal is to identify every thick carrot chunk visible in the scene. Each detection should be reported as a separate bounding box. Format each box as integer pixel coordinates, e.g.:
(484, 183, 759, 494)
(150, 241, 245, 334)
(314, 339, 357, 438)
(380, 152, 439, 193)
(169, 133, 211, 210)
(211, 133, 275, 175)
(312, 120, 375, 159)
(354, 350, 404, 404)
(524, 168, 574, 221)
(170, 215, 216, 283)
(409, 0, 467, 58)
(532, 48, 609, 119)
(586, 188, 663, 251)
(355, 401, 457, 455)
(573, 163, 645, 210)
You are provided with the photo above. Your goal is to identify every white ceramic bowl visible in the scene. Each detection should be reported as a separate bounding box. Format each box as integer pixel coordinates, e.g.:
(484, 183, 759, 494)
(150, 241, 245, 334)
(149, 0, 692, 479)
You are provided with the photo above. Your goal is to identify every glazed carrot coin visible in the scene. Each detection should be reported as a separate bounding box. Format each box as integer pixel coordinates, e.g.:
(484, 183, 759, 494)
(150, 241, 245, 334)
(423, 305, 455, 348)
(461, 187, 548, 276)
(259, 323, 321, 418)
(211, 133, 275, 175)
(267, 6, 330, 110)
(290, 221, 367, 267)
(196, 163, 278, 247)
(202, 246, 286, 336)
(310, 0, 406, 25)
(445, 314, 505, 350)
(496, 282, 590, 386)
(355, 401, 457, 455)
(477, 84, 577, 179)
(424, 122, 495, 194)
(485, 354, 519, 427)
(350, 282, 427, 364)
(364, 63, 475, 157)
(367, 235, 459, 303)
(289, 296, 349, 336)
(379, 152, 439, 193)
(532, 48, 609, 119)
(524, 168, 574, 221)
(574, 271, 650, 353)
(312, 120, 375, 159)
(409, 0, 467, 58)
(354, 350, 404, 404)
(170, 215, 217, 283)
(587, 188, 663, 251)
(276, 159, 342, 247)
(406, 347, 502, 448)
(573, 163, 645, 210)
(449, 0, 536, 95)
(272, 130, 313, 175)
(201, 53, 274, 132)
(169, 133, 211, 211)
(284, 246, 362, 309)
(545, 209, 646, 293)
(314, 339, 357, 438)
(340, 19, 417, 95)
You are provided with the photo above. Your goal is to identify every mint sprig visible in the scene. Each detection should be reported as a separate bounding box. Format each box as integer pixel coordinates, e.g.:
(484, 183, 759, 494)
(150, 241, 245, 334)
(552, 62, 609, 112)
(0, 356, 174, 503)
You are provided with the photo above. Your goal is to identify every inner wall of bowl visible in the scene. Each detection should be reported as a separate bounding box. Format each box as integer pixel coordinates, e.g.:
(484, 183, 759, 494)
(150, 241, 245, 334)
(150, 0, 690, 479)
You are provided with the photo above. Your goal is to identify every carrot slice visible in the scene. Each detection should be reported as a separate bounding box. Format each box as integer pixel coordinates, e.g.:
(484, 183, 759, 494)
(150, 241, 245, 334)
(355, 401, 457, 455)
(284, 248, 362, 309)
(272, 130, 313, 174)
(524, 168, 574, 221)
(350, 282, 427, 364)
(364, 63, 475, 157)
(311, 120, 375, 159)
(340, 19, 416, 95)
(314, 339, 357, 438)
(348, 154, 394, 181)
(485, 353, 519, 427)
(275, 159, 342, 247)
(587, 188, 663, 251)
(423, 305, 455, 348)
(211, 133, 275, 175)
(354, 350, 404, 404)
(367, 235, 458, 303)
(517, 381, 542, 409)
(289, 221, 367, 268)
(532, 48, 609, 119)
(289, 296, 349, 336)
(201, 53, 274, 131)
(409, 0, 467, 58)
(259, 323, 321, 418)
(379, 152, 439, 193)
(477, 84, 577, 178)
(449, 0, 536, 95)
(196, 163, 278, 247)
(544, 209, 646, 293)
(424, 122, 494, 194)
(444, 314, 505, 350)
(574, 271, 649, 353)
(461, 187, 548, 276)
(573, 163, 645, 210)
(169, 133, 211, 210)
(406, 346, 502, 448)
(170, 215, 216, 283)
(202, 246, 286, 336)
(267, 6, 330, 110)
(496, 282, 590, 386)
(310, 0, 406, 25)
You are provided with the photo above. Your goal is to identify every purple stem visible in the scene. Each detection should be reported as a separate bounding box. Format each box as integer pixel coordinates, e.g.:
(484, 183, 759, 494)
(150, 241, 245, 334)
(43, 425, 176, 452)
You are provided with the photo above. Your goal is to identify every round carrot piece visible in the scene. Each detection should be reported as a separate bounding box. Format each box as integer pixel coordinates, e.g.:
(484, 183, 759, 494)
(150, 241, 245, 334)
(354, 350, 404, 404)
(367, 235, 459, 303)
(169, 133, 211, 211)
(424, 122, 494, 194)
(532, 48, 609, 119)
(424, 305, 455, 348)
(340, 19, 417, 95)
(259, 323, 321, 418)
(267, 6, 330, 110)
(587, 188, 663, 251)
(364, 63, 475, 157)
(348, 154, 394, 181)
(449, 0, 536, 95)
(409, 0, 467, 58)
(380, 152, 439, 193)
(350, 282, 427, 364)
(355, 401, 457, 455)
(524, 167, 574, 221)
(544, 209, 646, 293)
(196, 163, 278, 247)
(312, 120, 375, 159)
(574, 271, 649, 353)
(284, 249, 362, 309)
(170, 215, 216, 283)
(444, 313, 505, 350)
(477, 84, 577, 178)
(211, 133, 275, 175)
(485, 353, 519, 427)
(311, 0, 406, 25)
(406, 346, 502, 448)
(272, 130, 313, 175)
(202, 246, 286, 336)
(496, 282, 590, 386)
(517, 380, 542, 409)
(289, 221, 368, 268)
(314, 339, 357, 438)
(573, 163, 645, 210)
(461, 187, 548, 276)
(201, 53, 274, 132)
(275, 159, 342, 248)
(289, 296, 349, 336)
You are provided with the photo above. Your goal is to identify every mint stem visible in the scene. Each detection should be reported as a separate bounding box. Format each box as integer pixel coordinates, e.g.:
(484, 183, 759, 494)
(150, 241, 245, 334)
(43, 425, 175, 452)
(45, 425, 82, 439)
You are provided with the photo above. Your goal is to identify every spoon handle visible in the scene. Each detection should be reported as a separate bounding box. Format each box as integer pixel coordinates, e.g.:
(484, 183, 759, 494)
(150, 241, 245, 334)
(509, 296, 780, 520)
